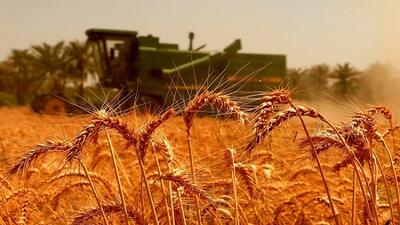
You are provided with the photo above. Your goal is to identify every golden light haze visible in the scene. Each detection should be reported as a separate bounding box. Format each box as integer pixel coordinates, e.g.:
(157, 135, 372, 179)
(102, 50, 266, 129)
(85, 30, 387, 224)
(376, 1, 400, 68)
(0, 0, 399, 70)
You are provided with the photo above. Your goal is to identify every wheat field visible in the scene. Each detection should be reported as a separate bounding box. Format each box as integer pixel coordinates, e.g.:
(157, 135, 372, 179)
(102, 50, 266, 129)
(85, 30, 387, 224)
(0, 89, 398, 225)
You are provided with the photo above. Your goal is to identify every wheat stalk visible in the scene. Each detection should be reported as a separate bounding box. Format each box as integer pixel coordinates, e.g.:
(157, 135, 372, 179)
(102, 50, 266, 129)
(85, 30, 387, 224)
(289, 102, 342, 225)
(375, 133, 400, 220)
(105, 131, 129, 225)
(373, 152, 395, 224)
(183, 91, 247, 225)
(78, 158, 109, 225)
(151, 139, 173, 225)
(159, 172, 217, 210)
(225, 148, 239, 225)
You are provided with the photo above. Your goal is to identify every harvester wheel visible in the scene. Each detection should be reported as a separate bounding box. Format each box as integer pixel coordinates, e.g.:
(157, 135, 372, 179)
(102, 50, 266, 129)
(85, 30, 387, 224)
(30, 94, 67, 115)
(137, 95, 163, 113)
(43, 97, 66, 115)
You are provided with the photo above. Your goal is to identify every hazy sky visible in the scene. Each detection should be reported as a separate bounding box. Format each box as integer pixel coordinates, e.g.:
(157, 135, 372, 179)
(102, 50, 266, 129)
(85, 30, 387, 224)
(1, 0, 399, 69)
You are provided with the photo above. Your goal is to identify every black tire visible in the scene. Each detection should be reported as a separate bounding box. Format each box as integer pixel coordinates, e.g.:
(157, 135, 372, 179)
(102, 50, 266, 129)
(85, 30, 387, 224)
(136, 95, 163, 114)
(30, 94, 68, 115)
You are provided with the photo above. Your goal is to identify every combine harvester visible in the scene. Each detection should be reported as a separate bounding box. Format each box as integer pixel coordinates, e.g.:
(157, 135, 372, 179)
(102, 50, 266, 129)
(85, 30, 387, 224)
(31, 28, 286, 114)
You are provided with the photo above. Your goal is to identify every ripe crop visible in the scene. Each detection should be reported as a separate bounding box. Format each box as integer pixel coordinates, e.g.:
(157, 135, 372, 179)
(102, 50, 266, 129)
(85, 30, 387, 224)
(0, 89, 399, 224)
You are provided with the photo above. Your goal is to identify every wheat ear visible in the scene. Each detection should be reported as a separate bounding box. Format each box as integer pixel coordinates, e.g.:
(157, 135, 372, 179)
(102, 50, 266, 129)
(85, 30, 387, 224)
(183, 91, 247, 225)
(72, 203, 145, 225)
(368, 105, 396, 152)
(253, 89, 291, 138)
(8, 140, 70, 177)
(159, 173, 217, 209)
(50, 181, 91, 209)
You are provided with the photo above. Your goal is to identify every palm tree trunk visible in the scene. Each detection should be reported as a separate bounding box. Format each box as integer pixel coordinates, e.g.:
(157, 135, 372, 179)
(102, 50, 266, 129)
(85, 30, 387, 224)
(79, 74, 84, 97)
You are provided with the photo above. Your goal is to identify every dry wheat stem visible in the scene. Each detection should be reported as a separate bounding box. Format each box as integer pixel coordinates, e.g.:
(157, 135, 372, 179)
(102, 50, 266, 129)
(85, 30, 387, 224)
(351, 167, 356, 225)
(185, 128, 202, 225)
(375, 134, 400, 217)
(135, 110, 176, 224)
(357, 113, 380, 224)
(166, 164, 176, 225)
(135, 148, 159, 225)
(303, 112, 377, 220)
(176, 188, 187, 225)
(362, 115, 379, 221)
(369, 143, 379, 224)
(92, 114, 159, 224)
(78, 158, 109, 225)
(183, 91, 247, 224)
(227, 149, 239, 225)
(152, 143, 172, 225)
(106, 131, 129, 225)
(289, 102, 341, 225)
(246, 102, 342, 223)
(320, 119, 377, 224)
(373, 152, 395, 224)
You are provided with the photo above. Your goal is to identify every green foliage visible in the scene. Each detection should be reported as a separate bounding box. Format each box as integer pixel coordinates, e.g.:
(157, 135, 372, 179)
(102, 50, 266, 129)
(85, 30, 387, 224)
(65, 41, 96, 97)
(306, 63, 330, 92)
(331, 62, 360, 97)
(0, 60, 14, 93)
(0, 92, 16, 106)
(286, 62, 400, 102)
(8, 49, 40, 105)
(31, 41, 68, 91)
(286, 63, 332, 99)
(0, 41, 95, 106)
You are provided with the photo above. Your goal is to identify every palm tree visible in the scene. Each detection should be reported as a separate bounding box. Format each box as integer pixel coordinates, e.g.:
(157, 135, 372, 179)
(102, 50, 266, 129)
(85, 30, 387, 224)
(65, 41, 95, 97)
(307, 64, 330, 92)
(286, 68, 307, 89)
(31, 41, 68, 92)
(8, 49, 36, 104)
(331, 63, 360, 97)
(0, 60, 14, 93)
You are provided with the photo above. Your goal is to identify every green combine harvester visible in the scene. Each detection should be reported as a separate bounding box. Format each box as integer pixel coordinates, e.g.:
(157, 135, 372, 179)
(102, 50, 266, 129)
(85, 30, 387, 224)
(31, 28, 286, 114)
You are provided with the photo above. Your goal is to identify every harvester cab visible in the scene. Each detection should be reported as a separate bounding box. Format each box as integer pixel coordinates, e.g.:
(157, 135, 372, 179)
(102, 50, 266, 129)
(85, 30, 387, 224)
(86, 29, 140, 87)
(85, 28, 246, 110)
